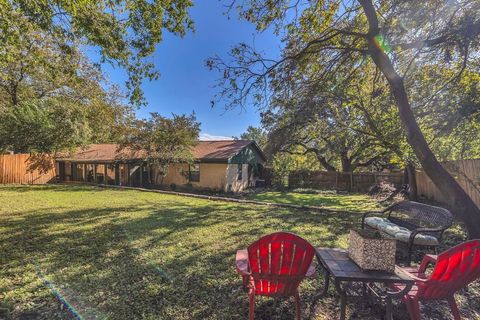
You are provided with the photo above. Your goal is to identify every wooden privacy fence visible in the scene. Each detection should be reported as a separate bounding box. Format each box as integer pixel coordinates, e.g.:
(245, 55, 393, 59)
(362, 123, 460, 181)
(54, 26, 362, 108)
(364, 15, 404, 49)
(288, 170, 404, 192)
(416, 159, 480, 208)
(0, 154, 57, 184)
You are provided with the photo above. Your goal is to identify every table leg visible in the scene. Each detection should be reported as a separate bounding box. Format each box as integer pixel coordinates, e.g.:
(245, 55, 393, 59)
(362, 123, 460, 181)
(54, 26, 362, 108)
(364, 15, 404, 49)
(385, 282, 413, 320)
(340, 290, 347, 320)
(385, 296, 393, 320)
(335, 279, 347, 320)
(368, 281, 413, 320)
(321, 269, 330, 297)
(316, 254, 331, 297)
(359, 282, 370, 312)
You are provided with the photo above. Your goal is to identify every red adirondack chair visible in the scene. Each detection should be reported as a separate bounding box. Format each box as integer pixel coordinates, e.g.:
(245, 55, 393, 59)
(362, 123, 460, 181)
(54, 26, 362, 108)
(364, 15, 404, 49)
(392, 239, 480, 320)
(235, 232, 316, 320)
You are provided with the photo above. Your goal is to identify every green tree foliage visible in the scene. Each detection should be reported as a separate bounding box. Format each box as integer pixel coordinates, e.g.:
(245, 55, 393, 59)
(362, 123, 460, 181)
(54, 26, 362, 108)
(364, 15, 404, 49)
(209, 0, 480, 237)
(234, 126, 268, 149)
(264, 62, 396, 172)
(0, 7, 133, 155)
(120, 113, 200, 183)
(411, 66, 480, 161)
(270, 150, 320, 187)
(1, 103, 87, 154)
(2, 0, 194, 106)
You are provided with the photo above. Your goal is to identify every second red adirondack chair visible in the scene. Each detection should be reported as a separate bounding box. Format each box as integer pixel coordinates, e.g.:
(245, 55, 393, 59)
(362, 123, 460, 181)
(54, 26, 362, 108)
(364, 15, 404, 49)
(235, 232, 316, 320)
(392, 239, 480, 320)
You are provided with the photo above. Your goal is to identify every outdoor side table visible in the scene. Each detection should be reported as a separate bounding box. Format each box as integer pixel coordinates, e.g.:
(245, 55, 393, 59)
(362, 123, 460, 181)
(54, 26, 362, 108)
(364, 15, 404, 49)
(315, 248, 414, 320)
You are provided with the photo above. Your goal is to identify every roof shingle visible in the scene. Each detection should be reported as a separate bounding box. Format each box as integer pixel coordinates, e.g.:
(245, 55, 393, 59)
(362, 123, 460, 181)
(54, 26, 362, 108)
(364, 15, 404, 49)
(57, 140, 258, 162)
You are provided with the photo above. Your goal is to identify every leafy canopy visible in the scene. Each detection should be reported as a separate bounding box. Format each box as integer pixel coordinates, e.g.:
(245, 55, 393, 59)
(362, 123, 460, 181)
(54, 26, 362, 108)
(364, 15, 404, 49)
(3, 0, 194, 106)
(209, 0, 480, 166)
(0, 8, 132, 154)
(120, 112, 200, 169)
(234, 126, 268, 149)
(210, 0, 480, 238)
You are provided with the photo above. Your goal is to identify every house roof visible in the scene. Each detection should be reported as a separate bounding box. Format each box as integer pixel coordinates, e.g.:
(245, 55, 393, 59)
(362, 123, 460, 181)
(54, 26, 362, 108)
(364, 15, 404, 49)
(193, 140, 253, 160)
(57, 140, 265, 163)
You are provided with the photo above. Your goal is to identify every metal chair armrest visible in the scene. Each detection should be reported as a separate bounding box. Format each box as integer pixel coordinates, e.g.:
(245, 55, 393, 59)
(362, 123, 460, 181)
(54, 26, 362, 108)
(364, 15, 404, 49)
(405, 227, 441, 265)
(236, 249, 250, 276)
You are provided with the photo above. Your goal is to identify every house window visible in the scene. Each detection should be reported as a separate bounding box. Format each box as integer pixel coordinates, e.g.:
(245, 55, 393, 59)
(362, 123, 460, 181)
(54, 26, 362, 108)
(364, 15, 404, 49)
(189, 164, 200, 182)
(237, 164, 243, 181)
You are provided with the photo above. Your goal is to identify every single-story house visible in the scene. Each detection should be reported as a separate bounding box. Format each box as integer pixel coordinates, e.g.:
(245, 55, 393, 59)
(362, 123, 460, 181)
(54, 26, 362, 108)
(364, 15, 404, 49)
(56, 140, 266, 192)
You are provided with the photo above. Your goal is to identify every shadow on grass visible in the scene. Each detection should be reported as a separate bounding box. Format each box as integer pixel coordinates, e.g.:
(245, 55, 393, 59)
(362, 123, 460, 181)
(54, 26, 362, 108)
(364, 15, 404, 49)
(2, 194, 346, 319)
(2, 185, 470, 319)
(247, 191, 380, 212)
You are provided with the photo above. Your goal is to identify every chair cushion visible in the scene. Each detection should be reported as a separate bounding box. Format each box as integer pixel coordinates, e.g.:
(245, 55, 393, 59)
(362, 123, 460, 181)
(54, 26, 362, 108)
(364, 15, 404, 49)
(364, 217, 439, 246)
(395, 230, 439, 246)
(364, 216, 388, 229)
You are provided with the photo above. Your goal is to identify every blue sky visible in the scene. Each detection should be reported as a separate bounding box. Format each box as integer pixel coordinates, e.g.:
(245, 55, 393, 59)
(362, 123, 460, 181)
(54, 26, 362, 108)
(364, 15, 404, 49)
(92, 1, 282, 140)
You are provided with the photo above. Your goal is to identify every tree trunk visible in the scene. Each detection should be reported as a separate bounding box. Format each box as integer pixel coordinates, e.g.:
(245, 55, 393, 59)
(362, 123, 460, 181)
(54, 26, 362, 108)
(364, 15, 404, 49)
(406, 163, 418, 201)
(316, 153, 337, 172)
(341, 156, 353, 172)
(360, 0, 480, 238)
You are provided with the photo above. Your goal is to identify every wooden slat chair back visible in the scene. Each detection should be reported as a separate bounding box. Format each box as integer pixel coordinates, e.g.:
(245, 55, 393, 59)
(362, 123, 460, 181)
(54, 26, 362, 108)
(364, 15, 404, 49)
(392, 239, 480, 319)
(420, 239, 480, 299)
(247, 232, 315, 297)
(236, 232, 316, 320)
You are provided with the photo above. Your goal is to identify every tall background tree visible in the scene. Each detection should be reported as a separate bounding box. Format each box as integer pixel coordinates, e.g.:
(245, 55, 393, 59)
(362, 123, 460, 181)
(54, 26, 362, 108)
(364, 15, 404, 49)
(0, 1, 197, 165)
(208, 0, 480, 238)
(0, 8, 132, 155)
(233, 126, 268, 149)
(2, 0, 194, 106)
(263, 62, 396, 172)
(119, 113, 200, 185)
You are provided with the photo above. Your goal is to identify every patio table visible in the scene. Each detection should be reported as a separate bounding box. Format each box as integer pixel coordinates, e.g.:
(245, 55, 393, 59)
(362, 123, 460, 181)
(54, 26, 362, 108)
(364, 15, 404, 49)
(315, 247, 414, 320)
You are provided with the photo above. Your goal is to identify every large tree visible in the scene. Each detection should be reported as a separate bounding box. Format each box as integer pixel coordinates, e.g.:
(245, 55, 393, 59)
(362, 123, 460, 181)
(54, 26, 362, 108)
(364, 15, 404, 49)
(262, 60, 396, 172)
(208, 0, 480, 238)
(2, 0, 194, 106)
(119, 113, 200, 185)
(0, 8, 132, 155)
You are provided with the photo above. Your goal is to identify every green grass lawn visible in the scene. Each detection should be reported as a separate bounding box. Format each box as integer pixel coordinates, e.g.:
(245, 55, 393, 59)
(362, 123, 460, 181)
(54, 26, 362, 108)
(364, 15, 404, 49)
(245, 190, 382, 212)
(0, 185, 477, 320)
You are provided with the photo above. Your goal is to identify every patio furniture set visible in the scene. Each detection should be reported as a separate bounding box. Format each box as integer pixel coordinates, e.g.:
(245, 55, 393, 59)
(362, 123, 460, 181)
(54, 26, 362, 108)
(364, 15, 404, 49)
(235, 201, 480, 320)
